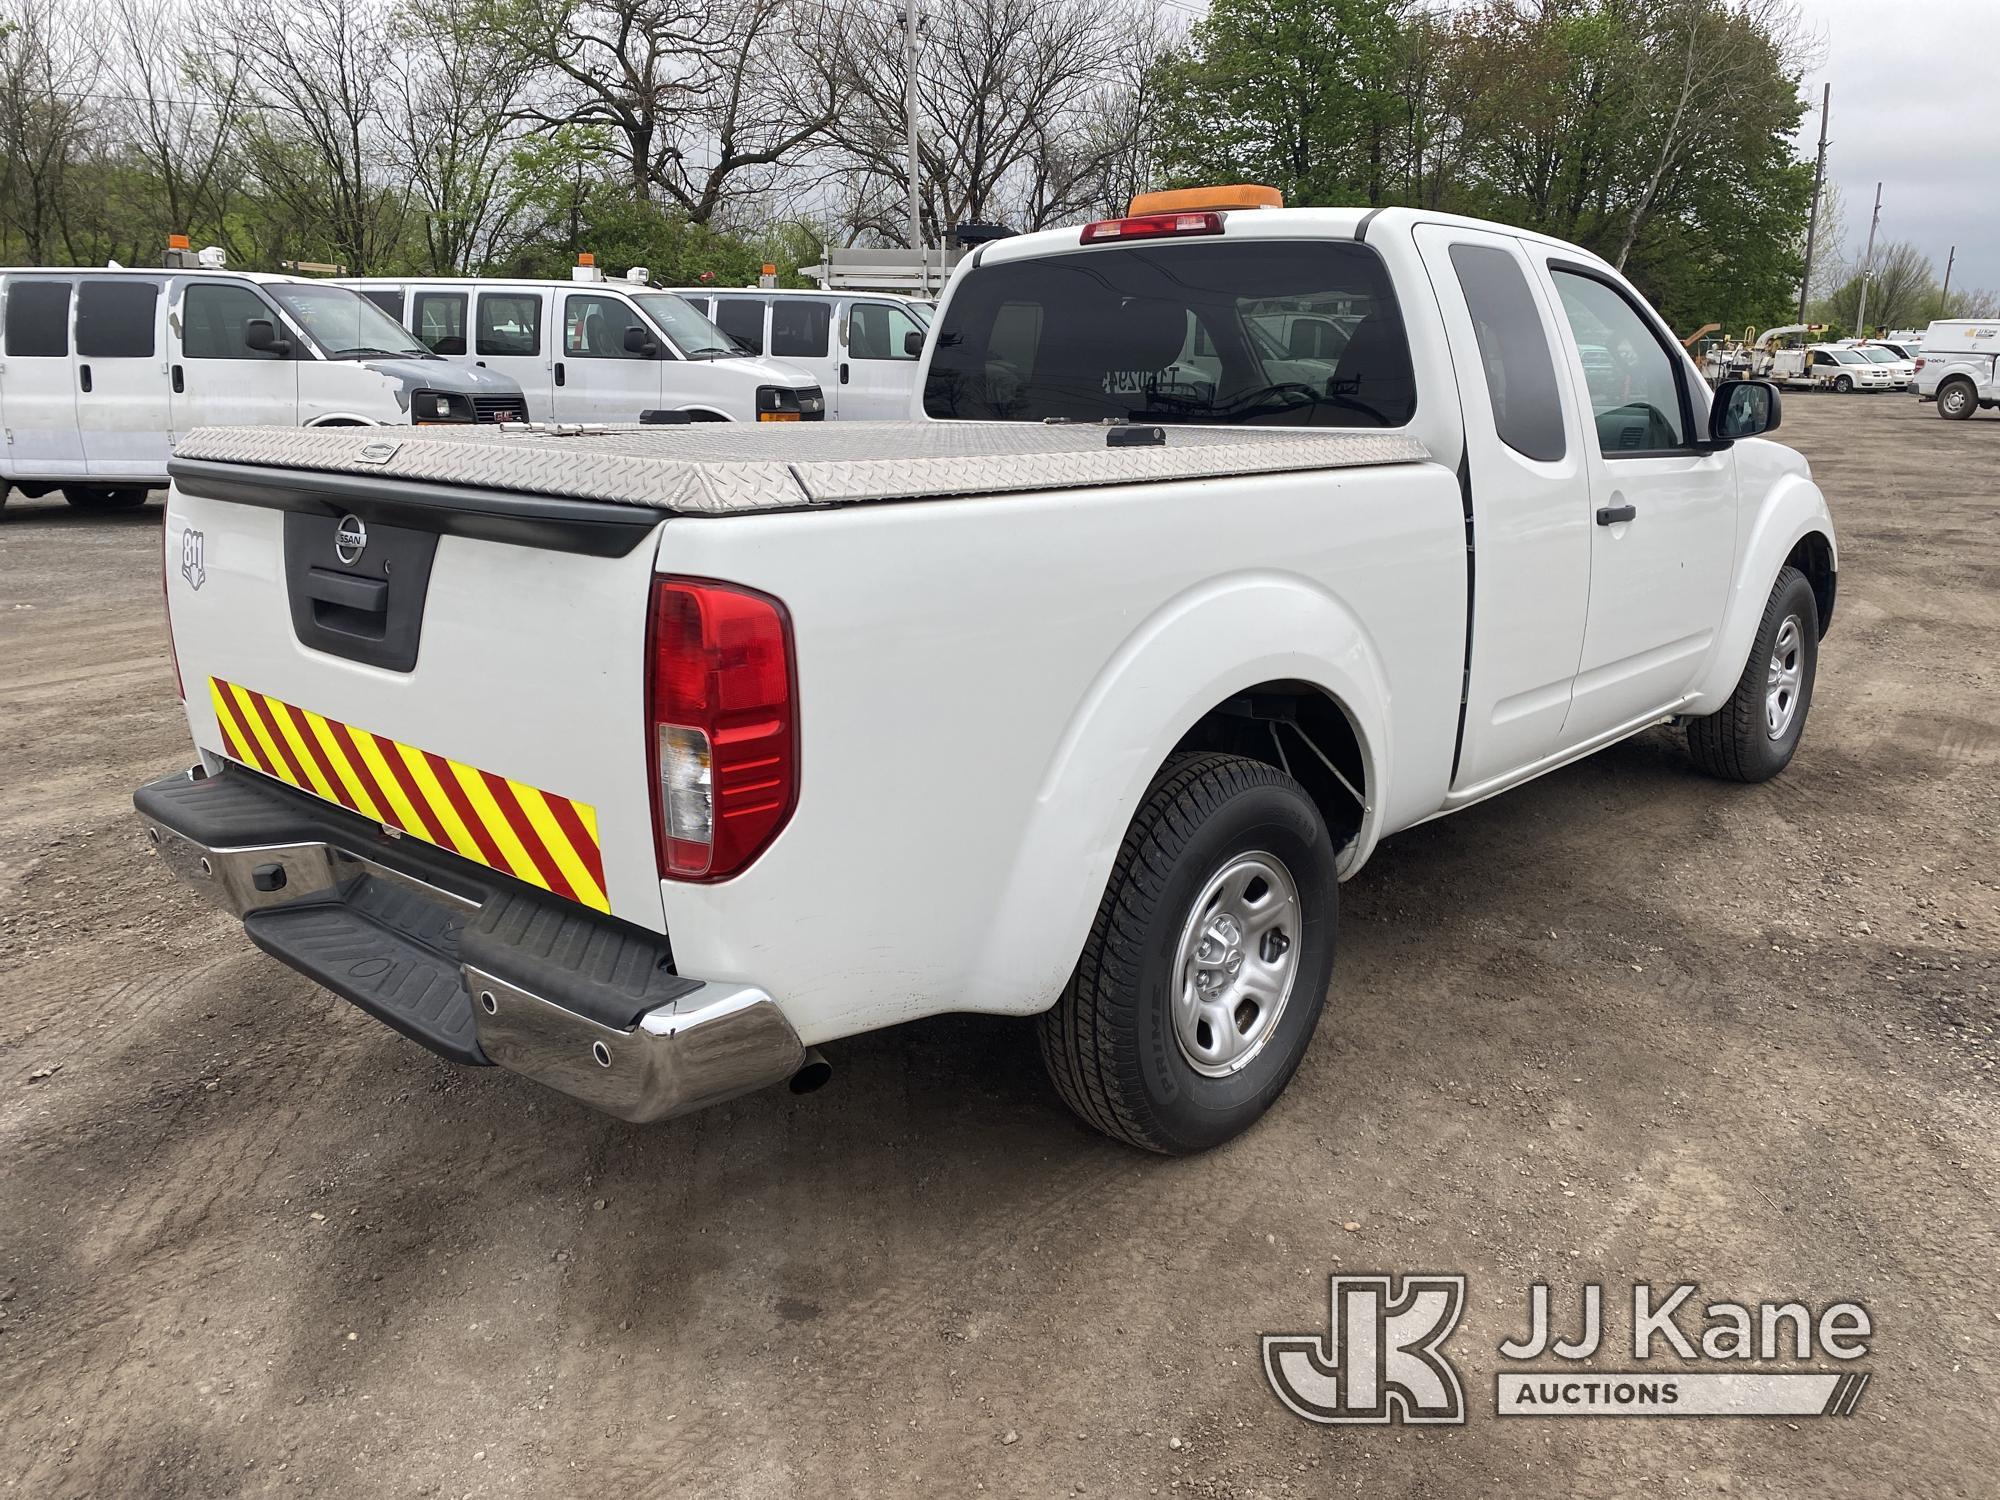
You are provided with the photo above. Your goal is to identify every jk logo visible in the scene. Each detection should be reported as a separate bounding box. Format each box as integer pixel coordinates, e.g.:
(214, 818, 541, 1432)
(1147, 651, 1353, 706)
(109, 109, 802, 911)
(1263, 1274, 1468, 1425)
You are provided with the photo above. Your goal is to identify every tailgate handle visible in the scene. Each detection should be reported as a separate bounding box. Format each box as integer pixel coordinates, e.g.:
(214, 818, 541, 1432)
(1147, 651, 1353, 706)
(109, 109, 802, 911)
(298, 568, 388, 632)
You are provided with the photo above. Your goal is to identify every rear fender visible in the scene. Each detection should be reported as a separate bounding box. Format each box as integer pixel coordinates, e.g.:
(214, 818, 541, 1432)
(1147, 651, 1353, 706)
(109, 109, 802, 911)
(962, 571, 1389, 1015)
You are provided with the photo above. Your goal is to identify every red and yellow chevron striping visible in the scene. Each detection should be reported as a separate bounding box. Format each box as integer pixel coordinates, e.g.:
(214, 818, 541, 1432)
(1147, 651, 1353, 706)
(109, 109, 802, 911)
(206, 676, 609, 913)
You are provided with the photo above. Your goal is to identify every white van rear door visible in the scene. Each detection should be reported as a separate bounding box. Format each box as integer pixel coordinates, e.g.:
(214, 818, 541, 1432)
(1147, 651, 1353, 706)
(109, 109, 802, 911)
(0, 275, 84, 478)
(76, 278, 172, 478)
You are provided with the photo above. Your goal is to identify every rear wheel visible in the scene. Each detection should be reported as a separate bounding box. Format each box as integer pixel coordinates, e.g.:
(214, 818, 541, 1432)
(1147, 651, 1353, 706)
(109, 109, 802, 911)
(64, 486, 150, 510)
(1037, 752, 1339, 1154)
(1686, 565, 1819, 782)
(1937, 378, 1977, 420)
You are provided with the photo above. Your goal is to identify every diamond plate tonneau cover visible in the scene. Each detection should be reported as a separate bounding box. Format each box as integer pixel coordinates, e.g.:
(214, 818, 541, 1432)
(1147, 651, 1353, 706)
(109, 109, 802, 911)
(170, 421, 1432, 516)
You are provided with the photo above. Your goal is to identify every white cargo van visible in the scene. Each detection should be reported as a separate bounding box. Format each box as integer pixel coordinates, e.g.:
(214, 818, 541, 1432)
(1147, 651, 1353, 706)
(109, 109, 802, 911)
(675, 288, 932, 419)
(0, 267, 527, 509)
(342, 272, 825, 424)
(1913, 319, 2000, 418)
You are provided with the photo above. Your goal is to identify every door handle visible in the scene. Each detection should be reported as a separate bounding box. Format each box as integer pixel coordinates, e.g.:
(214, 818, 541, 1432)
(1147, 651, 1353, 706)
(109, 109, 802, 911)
(1596, 503, 1637, 526)
(172, 364, 184, 394)
(79, 363, 92, 393)
(839, 362, 850, 384)
(554, 361, 565, 387)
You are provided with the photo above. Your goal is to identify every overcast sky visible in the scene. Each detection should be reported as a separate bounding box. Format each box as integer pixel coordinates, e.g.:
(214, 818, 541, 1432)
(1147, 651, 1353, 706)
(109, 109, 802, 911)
(1795, 0, 2000, 294)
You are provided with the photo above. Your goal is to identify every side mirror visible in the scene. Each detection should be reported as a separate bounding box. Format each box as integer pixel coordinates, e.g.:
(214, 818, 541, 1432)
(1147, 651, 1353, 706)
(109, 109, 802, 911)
(903, 329, 925, 357)
(244, 318, 292, 357)
(1711, 379, 1781, 441)
(624, 325, 660, 357)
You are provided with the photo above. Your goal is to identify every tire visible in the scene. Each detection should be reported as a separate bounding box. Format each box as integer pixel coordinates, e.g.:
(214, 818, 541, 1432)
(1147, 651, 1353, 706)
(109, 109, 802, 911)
(63, 486, 149, 510)
(1937, 379, 1977, 420)
(1832, 374, 1853, 394)
(1686, 565, 1819, 783)
(1037, 752, 1339, 1155)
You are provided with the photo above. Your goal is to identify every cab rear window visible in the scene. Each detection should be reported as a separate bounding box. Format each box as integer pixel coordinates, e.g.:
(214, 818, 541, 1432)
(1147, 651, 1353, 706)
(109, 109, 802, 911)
(924, 241, 1416, 427)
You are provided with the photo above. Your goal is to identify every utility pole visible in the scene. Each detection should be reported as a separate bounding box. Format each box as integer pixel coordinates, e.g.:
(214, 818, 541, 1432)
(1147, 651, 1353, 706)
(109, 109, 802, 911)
(1797, 83, 1830, 325)
(1852, 181, 1882, 338)
(1938, 244, 1956, 319)
(903, 2, 921, 257)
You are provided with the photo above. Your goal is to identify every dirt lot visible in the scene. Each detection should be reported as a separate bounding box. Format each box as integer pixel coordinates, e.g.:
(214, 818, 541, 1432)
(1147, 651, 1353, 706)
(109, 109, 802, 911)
(1, 396, 1995, 1499)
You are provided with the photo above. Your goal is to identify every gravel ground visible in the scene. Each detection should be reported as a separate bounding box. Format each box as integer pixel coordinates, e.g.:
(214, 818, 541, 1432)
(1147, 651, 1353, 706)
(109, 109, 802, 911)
(1, 395, 1994, 1498)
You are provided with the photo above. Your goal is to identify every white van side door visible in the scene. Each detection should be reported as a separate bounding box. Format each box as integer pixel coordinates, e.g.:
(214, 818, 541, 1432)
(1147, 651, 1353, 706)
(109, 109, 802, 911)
(768, 297, 838, 412)
(169, 280, 301, 437)
(76, 277, 172, 477)
(841, 300, 926, 419)
(471, 287, 549, 417)
(0, 275, 84, 478)
(553, 290, 663, 421)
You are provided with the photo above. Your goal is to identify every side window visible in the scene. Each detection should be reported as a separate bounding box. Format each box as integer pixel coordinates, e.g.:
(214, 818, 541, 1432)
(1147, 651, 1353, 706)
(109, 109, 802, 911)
(360, 288, 404, 322)
(412, 292, 467, 355)
(76, 280, 159, 358)
(1448, 244, 1565, 462)
(4, 279, 71, 357)
(477, 292, 542, 356)
(850, 302, 922, 361)
(771, 299, 830, 358)
(181, 283, 285, 359)
(564, 293, 648, 358)
(712, 298, 767, 354)
(1550, 269, 1688, 454)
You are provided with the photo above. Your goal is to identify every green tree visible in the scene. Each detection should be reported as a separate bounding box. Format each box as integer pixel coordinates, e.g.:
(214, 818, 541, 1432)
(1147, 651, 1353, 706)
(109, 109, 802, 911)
(1152, 0, 1406, 207)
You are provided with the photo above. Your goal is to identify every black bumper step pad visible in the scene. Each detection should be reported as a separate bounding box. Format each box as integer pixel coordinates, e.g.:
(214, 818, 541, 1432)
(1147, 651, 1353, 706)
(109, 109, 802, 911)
(246, 871, 481, 1063)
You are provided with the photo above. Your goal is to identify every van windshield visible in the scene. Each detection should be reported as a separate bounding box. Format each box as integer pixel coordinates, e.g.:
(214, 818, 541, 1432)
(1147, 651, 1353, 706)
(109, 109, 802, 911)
(923, 240, 1416, 427)
(632, 293, 738, 359)
(267, 283, 430, 359)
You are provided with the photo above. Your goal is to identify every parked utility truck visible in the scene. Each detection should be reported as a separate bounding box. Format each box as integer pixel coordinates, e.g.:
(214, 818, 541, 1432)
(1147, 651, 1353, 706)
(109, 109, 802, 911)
(1914, 319, 2000, 418)
(136, 192, 1836, 1155)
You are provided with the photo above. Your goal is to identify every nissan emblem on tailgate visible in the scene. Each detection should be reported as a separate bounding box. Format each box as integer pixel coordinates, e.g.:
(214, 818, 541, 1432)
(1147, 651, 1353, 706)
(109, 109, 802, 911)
(334, 514, 369, 566)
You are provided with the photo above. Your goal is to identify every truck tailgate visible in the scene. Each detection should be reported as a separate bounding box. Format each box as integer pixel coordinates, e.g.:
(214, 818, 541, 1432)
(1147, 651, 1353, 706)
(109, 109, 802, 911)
(164, 473, 668, 930)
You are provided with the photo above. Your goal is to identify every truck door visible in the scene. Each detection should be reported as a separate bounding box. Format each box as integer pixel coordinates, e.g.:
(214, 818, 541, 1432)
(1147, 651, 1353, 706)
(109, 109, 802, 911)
(472, 288, 547, 417)
(553, 291, 662, 422)
(76, 278, 172, 477)
(841, 300, 926, 419)
(0, 275, 84, 479)
(1413, 225, 1593, 792)
(169, 280, 300, 436)
(1535, 258, 1736, 741)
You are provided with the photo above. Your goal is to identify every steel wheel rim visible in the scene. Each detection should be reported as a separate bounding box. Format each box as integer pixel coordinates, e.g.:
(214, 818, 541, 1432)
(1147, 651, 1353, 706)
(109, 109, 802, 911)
(1765, 614, 1804, 740)
(1943, 386, 1968, 415)
(1171, 852, 1302, 1077)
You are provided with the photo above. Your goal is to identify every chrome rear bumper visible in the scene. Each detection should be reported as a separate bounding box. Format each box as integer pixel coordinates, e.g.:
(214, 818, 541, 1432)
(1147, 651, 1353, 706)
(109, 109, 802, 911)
(138, 771, 803, 1124)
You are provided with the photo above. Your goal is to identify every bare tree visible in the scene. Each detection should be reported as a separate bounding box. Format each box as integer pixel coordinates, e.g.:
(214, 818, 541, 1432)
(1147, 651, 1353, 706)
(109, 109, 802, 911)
(495, 0, 849, 224)
(108, 0, 249, 248)
(390, 1, 527, 272)
(827, 0, 1152, 244)
(0, 0, 102, 260)
(220, 0, 406, 273)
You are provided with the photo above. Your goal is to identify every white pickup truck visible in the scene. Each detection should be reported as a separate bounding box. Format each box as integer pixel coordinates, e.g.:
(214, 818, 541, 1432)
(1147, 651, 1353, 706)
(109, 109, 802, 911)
(135, 201, 1837, 1154)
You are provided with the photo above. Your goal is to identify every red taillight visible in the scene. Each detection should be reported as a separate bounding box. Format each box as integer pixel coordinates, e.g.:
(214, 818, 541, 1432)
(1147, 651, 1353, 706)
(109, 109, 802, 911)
(1079, 210, 1225, 245)
(645, 577, 797, 881)
(161, 516, 185, 704)
(1913, 357, 1925, 372)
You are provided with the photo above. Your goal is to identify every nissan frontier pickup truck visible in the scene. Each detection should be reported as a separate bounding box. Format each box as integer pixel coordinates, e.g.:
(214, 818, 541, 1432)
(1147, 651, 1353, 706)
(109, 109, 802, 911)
(135, 191, 1836, 1155)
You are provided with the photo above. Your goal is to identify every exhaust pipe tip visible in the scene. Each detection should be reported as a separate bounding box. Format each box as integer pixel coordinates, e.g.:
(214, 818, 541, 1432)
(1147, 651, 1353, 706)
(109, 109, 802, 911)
(788, 1048, 832, 1095)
